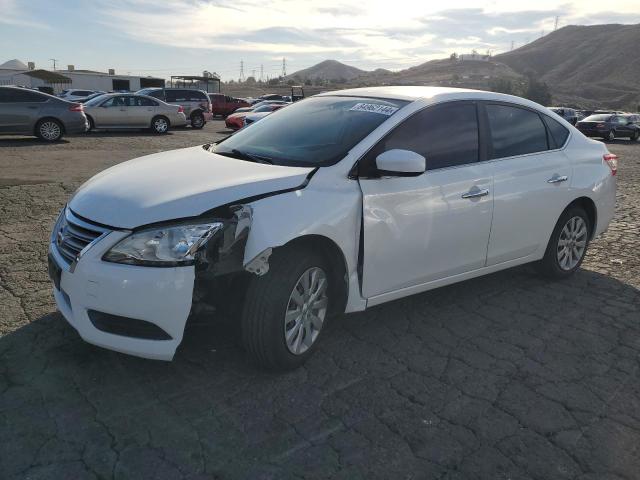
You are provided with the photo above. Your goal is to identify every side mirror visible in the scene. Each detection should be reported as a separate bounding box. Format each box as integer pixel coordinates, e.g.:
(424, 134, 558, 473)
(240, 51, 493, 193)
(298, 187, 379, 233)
(375, 149, 426, 176)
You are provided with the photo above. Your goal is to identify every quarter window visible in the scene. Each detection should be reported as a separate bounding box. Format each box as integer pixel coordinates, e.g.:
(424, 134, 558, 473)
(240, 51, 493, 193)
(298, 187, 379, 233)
(487, 104, 548, 159)
(542, 115, 569, 148)
(366, 102, 479, 171)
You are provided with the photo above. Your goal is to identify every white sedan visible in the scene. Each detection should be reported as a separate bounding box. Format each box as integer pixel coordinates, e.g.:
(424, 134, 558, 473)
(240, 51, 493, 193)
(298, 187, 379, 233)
(48, 86, 617, 370)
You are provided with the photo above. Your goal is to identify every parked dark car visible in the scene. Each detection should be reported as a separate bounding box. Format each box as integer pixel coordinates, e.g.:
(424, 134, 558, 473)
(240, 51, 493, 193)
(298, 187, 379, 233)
(136, 88, 212, 129)
(549, 107, 578, 125)
(0, 86, 88, 141)
(576, 114, 640, 141)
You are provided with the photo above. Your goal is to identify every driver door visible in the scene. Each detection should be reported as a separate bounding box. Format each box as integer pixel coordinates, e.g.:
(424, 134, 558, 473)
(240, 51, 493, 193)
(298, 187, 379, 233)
(358, 101, 494, 299)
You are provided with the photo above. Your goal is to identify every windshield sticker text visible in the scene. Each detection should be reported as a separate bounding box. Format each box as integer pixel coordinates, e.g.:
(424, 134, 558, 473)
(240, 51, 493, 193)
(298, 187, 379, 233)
(349, 103, 399, 116)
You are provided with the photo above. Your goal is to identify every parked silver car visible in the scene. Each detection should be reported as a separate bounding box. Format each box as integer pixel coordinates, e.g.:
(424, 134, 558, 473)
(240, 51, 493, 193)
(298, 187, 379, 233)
(0, 86, 88, 141)
(135, 88, 213, 129)
(58, 89, 101, 102)
(83, 93, 187, 133)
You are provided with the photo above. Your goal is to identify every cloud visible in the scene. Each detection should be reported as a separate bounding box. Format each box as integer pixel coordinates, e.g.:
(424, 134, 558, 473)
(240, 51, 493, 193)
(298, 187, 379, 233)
(0, 0, 49, 28)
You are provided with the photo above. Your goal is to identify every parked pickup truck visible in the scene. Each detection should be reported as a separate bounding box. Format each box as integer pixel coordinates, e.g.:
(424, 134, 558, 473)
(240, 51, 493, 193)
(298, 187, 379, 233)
(209, 94, 251, 117)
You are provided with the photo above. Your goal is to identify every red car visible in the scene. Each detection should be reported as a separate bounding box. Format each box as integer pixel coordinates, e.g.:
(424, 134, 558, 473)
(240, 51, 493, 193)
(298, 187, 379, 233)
(225, 104, 286, 130)
(209, 93, 251, 117)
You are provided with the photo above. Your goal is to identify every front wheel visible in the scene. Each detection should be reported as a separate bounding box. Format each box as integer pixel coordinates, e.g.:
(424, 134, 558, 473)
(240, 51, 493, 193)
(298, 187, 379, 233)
(606, 130, 615, 141)
(630, 130, 639, 142)
(537, 207, 590, 278)
(36, 119, 64, 141)
(241, 247, 330, 371)
(190, 112, 205, 129)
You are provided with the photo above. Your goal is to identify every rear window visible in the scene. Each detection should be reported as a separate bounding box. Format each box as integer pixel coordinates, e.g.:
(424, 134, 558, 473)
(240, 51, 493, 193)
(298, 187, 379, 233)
(487, 104, 548, 159)
(583, 114, 611, 122)
(2, 89, 48, 103)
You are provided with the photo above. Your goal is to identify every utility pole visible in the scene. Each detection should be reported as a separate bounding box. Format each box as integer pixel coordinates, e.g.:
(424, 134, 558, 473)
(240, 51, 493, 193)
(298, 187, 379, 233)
(239, 60, 245, 82)
(281, 58, 286, 78)
(260, 64, 263, 83)
(49, 58, 58, 70)
(554, 15, 559, 31)
(510, 40, 514, 51)
(251, 69, 256, 80)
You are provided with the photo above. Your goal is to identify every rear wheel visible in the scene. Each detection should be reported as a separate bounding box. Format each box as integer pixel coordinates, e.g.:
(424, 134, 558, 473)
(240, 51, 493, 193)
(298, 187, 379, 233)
(241, 247, 330, 371)
(537, 207, 590, 278)
(190, 112, 205, 129)
(36, 119, 64, 141)
(86, 115, 95, 133)
(606, 130, 615, 141)
(151, 115, 170, 134)
(630, 130, 639, 141)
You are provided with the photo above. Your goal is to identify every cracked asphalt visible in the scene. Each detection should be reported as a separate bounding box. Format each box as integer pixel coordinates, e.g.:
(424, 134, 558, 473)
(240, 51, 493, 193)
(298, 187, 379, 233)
(1, 123, 639, 479)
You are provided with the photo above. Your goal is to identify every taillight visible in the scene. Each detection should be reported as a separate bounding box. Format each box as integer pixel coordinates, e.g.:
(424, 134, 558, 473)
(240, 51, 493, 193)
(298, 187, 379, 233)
(69, 103, 83, 112)
(177, 105, 184, 114)
(603, 153, 618, 176)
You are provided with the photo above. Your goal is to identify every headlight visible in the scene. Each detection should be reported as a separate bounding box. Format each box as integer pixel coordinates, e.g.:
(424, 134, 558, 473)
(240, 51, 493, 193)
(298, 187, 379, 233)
(103, 222, 224, 266)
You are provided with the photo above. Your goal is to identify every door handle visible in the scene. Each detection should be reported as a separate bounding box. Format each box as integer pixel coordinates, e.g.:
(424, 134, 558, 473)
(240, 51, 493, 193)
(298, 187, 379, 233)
(547, 175, 568, 184)
(461, 188, 490, 199)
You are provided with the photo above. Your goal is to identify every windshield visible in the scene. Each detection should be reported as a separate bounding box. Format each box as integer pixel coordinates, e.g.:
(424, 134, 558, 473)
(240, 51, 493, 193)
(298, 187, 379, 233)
(211, 96, 408, 167)
(84, 94, 109, 106)
(583, 114, 611, 122)
(253, 105, 276, 113)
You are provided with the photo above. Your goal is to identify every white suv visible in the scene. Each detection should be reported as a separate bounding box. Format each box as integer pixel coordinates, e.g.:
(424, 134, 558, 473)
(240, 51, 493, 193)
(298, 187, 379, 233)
(48, 87, 617, 370)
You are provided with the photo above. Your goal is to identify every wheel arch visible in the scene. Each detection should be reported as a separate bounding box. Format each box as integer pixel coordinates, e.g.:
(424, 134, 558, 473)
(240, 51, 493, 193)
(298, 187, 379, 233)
(275, 234, 349, 315)
(564, 196, 597, 240)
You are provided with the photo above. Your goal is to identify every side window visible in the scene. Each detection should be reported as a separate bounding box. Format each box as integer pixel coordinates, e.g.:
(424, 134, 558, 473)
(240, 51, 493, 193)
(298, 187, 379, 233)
(165, 90, 178, 102)
(136, 97, 156, 106)
(148, 90, 164, 100)
(542, 115, 569, 148)
(615, 117, 626, 125)
(365, 102, 479, 172)
(487, 104, 548, 159)
(172, 90, 190, 102)
(188, 91, 206, 102)
(101, 97, 116, 107)
(9, 89, 48, 102)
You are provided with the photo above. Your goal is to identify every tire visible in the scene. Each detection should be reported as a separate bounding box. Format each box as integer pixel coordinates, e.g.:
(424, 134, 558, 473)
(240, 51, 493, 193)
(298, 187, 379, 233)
(35, 118, 64, 142)
(606, 130, 615, 141)
(536, 206, 591, 279)
(241, 246, 331, 371)
(190, 112, 205, 129)
(86, 115, 95, 133)
(151, 115, 170, 134)
(630, 130, 639, 142)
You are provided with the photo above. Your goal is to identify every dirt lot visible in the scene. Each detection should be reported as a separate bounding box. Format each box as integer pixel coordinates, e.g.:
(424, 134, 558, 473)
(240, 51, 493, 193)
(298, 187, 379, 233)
(1, 124, 639, 479)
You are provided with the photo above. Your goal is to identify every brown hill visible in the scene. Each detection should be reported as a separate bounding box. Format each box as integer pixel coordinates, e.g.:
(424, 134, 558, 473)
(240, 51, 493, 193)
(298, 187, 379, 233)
(496, 24, 640, 109)
(287, 59, 367, 82)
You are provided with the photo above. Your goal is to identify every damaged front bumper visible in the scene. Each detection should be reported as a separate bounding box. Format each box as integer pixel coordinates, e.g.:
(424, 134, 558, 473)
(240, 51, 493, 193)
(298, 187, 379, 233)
(48, 205, 259, 361)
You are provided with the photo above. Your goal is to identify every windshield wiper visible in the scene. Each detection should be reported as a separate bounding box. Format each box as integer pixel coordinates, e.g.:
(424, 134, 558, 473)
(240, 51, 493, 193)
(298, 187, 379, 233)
(217, 148, 274, 164)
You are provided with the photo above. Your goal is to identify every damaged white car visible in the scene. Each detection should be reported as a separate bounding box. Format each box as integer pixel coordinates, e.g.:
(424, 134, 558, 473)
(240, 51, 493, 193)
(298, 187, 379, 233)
(49, 87, 617, 370)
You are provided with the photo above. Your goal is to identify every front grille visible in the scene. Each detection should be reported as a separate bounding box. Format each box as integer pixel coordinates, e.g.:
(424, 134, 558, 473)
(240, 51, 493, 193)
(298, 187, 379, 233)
(88, 310, 173, 340)
(54, 208, 110, 264)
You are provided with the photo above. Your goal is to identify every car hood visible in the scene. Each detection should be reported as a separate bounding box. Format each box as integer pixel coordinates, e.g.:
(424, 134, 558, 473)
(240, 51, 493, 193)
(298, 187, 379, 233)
(69, 145, 313, 229)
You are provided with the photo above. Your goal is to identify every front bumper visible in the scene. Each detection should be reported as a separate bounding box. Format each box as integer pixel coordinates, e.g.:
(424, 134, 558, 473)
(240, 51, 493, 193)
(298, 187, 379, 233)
(49, 229, 195, 361)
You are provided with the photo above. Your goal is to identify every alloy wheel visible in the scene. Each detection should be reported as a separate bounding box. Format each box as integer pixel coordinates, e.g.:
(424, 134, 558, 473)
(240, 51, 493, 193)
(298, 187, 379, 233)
(556, 216, 588, 271)
(154, 118, 168, 133)
(284, 267, 328, 355)
(40, 121, 61, 141)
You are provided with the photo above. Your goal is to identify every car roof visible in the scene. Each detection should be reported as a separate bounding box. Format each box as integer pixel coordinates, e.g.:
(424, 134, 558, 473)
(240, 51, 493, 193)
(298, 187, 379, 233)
(316, 86, 549, 111)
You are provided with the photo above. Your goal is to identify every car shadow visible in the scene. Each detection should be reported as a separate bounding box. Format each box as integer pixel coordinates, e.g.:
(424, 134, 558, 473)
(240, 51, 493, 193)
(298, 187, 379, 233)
(1, 266, 639, 478)
(85, 130, 175, 138)
(0, 137, 70, 147)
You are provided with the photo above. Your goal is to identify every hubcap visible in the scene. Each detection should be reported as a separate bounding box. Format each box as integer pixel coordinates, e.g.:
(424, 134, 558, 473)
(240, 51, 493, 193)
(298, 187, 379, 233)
(192, 115, 203, 128)
(284, 267, 328, 355)
(155, 119, 168, 132)
(556, 216, 588, 271)
(40, 121, 61, 140)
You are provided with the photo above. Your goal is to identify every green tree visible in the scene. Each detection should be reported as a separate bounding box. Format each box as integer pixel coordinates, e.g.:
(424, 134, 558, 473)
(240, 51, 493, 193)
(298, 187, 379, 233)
(489, 77, 516, 95)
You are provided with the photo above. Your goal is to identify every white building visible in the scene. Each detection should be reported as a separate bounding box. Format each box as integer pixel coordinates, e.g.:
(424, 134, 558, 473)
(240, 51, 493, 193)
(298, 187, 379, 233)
(0, 59, 164, 94)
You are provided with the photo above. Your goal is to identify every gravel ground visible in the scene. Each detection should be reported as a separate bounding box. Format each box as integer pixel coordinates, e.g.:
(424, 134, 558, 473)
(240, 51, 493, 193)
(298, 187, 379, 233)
(1, 125, 639, 480)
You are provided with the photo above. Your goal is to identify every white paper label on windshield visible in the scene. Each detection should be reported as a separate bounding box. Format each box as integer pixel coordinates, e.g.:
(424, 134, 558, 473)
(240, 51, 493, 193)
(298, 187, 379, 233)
(349, 103, 399, 116)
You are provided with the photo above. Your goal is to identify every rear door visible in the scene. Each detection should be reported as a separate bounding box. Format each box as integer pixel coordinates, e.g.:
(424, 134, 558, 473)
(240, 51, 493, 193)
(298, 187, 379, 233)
(484, 102, 573, 265)
(359, 101, 494, 298)
(128, 96, 155, 127)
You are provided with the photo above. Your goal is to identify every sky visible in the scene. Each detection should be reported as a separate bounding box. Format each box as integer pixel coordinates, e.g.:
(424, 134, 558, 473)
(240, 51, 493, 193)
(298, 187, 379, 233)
(1, 0, 639, 81)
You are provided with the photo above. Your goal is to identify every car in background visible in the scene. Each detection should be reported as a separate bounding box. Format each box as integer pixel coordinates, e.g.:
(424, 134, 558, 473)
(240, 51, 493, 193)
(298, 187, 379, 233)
(576, 113, 640, 141)
(58, 89, 101, 102)
(225, 103, 286, 130)
(83, 93, 186, 134)
(209, 93, 251, 117)
(549, 107, 578, 125)
(0, 85, 87, 141)
(243, 104, 287, 127)
(258, 94, 285, 101)
(136, 88, 212, 129)
(75, 91, 107, 103)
